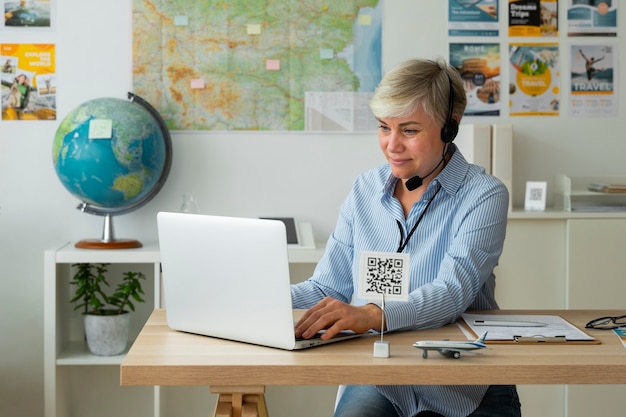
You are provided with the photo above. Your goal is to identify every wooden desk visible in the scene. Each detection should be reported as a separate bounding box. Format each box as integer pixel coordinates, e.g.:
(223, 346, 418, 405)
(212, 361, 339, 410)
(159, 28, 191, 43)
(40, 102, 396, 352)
(121, 310, 626, 416)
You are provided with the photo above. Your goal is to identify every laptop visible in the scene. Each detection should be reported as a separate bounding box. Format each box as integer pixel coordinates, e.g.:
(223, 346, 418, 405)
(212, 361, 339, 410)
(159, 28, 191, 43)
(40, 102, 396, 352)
(156, 212, 363, 350)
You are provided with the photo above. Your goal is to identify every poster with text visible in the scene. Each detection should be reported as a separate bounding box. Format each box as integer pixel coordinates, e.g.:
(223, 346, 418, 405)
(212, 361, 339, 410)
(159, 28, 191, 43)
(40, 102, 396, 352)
(509, 0, 558, 37)
(449, 43, 500, 116)
(2, 0, 54, 29)
(567, 0, 617, 37)
(509, 43, 560, 116)
(570, 44, 618, 117)
(1, 43, 56, 120)
(448, 0, 499, 36)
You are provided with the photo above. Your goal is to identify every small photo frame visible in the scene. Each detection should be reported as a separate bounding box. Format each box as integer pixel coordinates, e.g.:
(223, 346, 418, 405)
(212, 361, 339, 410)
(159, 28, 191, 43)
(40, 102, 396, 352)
(524, 181, 547, 211)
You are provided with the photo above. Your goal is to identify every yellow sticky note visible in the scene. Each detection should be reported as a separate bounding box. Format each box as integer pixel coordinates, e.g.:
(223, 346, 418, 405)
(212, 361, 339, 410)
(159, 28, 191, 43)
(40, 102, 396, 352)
(89, 119, 113, 140)
(266, 59, 280, 71)
(358, 14, 372, 26)
(247, 23, 261, 35)
(190, 78, 205, 89)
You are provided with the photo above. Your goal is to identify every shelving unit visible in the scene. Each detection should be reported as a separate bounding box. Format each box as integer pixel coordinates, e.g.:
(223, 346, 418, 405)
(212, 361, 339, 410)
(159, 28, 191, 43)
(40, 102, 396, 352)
(555, 174, 626, 212)
(43, 240, 324, 417)
(43, 242, 161, 417)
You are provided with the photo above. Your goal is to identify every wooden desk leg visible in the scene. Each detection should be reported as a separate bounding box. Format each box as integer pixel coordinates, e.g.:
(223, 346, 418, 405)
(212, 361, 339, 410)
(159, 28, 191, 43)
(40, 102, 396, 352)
(243, 393, 268, 417)
(211, 386, 268, 417)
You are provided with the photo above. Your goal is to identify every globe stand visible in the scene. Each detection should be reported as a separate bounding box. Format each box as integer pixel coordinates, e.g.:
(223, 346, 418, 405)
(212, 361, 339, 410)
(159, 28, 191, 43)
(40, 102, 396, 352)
(75, 214, 142, 249)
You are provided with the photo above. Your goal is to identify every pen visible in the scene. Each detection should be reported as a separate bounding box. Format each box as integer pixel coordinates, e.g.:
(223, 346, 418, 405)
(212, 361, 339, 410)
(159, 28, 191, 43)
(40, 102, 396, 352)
(514, 335, 566, 343)
(473, 320, 547, 327)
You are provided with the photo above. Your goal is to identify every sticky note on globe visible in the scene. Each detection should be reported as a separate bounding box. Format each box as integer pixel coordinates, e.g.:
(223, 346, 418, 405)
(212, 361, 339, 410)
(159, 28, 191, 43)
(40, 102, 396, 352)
(89, 119, 113, 139)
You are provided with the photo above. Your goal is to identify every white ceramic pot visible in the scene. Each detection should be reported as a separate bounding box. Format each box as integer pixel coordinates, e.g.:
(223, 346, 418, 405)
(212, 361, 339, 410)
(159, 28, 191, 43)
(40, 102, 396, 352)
(84, 311, 130, 356)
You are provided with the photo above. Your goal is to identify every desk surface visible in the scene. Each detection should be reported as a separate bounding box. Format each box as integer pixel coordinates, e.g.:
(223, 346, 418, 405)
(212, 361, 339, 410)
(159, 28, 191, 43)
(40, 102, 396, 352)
(121, 309, 626, 386)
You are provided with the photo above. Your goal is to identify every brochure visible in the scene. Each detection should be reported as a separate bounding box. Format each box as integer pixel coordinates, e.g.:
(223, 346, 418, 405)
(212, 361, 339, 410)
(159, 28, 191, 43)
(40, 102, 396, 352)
(613, 328, 626, 349)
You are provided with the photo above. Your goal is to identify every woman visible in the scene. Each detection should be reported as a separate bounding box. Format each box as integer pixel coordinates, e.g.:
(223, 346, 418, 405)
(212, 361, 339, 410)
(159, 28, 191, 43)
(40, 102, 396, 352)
(8, 73, 30, 109)
(292, 58, 520, 417)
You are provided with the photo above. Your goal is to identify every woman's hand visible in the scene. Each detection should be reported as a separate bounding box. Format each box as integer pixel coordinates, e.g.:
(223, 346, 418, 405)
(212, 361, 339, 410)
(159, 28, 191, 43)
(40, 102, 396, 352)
(294, 297, 384, 340)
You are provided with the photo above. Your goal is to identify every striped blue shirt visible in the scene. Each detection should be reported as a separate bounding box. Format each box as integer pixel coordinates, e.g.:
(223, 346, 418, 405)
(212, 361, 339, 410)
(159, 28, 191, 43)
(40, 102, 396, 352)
(292, 146, 509, 417)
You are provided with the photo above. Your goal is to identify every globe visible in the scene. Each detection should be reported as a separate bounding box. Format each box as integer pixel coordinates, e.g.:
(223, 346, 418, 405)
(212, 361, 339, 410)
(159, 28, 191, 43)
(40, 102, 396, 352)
(52, 93, 172, 249)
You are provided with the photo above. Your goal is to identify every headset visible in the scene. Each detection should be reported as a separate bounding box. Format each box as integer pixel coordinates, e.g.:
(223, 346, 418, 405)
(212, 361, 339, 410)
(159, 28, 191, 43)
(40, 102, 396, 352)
(440, 71, 458, 144)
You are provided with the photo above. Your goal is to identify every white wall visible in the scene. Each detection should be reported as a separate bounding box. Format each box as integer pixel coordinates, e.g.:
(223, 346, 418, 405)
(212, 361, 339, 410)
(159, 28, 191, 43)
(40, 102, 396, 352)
(1, 1, 626, 416)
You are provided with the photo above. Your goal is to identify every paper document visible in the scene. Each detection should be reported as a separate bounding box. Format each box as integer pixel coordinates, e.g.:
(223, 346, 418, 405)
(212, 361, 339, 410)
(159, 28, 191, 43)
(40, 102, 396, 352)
(461, 313, 595, 342)
(613, 328, 626, 348)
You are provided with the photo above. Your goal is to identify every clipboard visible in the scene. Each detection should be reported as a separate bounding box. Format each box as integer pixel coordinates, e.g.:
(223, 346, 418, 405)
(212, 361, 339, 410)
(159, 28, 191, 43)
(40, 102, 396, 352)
(460, 313, 600, 345)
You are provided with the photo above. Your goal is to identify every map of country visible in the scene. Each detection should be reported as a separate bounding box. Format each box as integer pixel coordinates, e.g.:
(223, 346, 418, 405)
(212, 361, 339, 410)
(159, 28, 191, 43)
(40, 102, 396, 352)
(132, 0, 382, 131)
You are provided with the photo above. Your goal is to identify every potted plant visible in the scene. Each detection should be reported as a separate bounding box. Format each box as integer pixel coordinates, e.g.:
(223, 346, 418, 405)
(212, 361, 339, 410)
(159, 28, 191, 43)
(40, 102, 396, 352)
(70, 262, 146, 356)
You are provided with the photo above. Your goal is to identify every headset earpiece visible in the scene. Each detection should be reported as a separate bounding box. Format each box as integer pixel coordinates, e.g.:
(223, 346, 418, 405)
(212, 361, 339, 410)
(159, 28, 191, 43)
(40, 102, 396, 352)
(440, 72, 458, 144)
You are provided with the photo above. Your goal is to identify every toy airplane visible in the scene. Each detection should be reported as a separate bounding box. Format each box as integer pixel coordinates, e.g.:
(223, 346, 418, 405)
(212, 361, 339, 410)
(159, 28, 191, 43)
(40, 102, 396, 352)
(413, 331, 488, 359)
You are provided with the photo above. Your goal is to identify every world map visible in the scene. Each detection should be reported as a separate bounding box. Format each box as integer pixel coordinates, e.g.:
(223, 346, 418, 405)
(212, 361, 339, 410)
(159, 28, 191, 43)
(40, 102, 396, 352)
(132, 0, 382, 131)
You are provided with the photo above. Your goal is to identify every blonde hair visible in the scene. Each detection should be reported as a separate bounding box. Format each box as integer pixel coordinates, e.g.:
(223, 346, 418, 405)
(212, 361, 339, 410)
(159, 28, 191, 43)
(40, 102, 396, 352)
(369, 58, 466, 127)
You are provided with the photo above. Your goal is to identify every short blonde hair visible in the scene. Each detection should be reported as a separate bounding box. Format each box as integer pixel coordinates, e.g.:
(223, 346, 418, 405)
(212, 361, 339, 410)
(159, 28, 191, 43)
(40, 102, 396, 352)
(369, 58, 466, 127)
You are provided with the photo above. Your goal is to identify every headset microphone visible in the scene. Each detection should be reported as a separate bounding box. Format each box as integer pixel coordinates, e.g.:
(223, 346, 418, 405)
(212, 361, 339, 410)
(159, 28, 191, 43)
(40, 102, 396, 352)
(404, 156, 445, 191)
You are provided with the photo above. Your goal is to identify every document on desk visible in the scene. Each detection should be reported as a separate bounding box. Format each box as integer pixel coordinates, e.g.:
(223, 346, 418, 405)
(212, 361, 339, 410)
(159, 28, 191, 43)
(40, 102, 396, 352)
(461, 313, 596, 343)
(613, 328, 626, 348)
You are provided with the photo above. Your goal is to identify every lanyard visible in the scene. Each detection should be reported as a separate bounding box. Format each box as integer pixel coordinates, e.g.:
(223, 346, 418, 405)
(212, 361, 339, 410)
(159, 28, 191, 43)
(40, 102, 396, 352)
(396, 185, 442, 253)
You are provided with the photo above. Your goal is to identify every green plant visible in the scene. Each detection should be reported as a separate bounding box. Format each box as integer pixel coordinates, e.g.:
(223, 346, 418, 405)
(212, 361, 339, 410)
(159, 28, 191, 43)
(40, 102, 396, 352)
(70, 263, 146, 315)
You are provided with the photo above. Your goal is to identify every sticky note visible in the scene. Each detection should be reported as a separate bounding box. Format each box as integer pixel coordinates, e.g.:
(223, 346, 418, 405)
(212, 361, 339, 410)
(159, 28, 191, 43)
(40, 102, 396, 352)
(190, 78, 205, 89)
(89, 119, 113, 140)
(320, 48, 334, 60)
(174, 15, 188, 26)
(266, 59, 280, 71)
(358, 14, 372, 26)
(247, 23, 261, 35)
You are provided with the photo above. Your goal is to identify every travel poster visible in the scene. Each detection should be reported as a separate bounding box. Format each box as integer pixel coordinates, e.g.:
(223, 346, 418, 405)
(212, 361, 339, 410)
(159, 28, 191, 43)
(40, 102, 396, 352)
(567, 0, 617, 37)
(1, 43, 56, 120)
(569, 44, 618, 117)
(449, 43, 501, 116)
(448, 0, 499, 37)
(509, 43, 560, 116)
(3, 0, 53, 28)
(508, 0, 558, 37)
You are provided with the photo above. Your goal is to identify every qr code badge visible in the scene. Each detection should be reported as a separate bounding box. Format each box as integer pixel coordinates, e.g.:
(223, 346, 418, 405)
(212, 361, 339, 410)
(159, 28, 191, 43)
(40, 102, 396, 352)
(358, 251, 410, 302)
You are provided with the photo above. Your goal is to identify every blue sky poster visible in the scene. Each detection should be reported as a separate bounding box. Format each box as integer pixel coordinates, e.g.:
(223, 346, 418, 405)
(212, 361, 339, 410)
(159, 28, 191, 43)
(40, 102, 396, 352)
(449, 0, 499, 36)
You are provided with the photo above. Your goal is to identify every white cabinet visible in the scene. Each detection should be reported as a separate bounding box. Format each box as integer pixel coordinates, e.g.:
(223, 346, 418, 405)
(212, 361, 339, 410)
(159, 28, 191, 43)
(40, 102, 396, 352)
(567, 218, 626, 309)
(495, 218, 567, 309)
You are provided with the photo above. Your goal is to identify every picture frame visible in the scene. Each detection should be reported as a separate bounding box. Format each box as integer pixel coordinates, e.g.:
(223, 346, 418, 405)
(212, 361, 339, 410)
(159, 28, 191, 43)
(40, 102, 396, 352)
(524, 181, 548, 211)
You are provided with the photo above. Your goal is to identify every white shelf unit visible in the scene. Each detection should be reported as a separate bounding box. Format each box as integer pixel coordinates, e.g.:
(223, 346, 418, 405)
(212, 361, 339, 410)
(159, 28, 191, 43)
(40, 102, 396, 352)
(555, 174, 626, 212)
(43, 240, 324, 417)
(44, 242, 162, 417)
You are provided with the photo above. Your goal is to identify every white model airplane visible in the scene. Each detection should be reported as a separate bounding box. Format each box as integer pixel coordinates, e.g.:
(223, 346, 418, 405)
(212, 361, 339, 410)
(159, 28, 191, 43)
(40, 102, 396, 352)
(413, 331, 488, 359)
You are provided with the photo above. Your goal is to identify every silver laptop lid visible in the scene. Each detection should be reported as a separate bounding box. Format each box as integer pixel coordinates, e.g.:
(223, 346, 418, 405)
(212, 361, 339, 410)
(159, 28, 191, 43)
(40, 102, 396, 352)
(157, 212, 298, 350)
